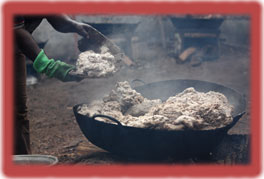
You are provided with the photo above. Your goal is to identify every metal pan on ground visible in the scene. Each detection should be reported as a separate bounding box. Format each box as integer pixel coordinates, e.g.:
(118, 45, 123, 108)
(13, 155, 58, 165)
(73, 79, 246, 159)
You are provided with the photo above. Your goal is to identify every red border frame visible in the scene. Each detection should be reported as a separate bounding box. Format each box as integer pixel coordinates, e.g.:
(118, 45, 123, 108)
(2, 1, 262, 177)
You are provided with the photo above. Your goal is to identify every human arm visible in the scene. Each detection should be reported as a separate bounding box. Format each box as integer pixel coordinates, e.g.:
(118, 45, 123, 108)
(14, 27, 41, 61)
(46, 15, 92, 38)
(14, 27, 83, 82)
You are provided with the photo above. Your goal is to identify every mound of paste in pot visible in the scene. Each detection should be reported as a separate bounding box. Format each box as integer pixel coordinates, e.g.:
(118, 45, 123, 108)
(78, 81, 234, 130)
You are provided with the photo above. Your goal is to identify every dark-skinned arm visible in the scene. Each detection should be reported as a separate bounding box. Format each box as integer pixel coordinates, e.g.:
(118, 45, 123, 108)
(14, 28, 41, 61)
(14, 27, 83, 82)
(15, 15, 89, 61)
(46, 15, 90, 38)
(46, 15, 118, 53)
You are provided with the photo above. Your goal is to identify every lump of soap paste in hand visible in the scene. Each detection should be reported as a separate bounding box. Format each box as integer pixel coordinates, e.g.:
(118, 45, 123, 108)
(75, 46, 121, 78)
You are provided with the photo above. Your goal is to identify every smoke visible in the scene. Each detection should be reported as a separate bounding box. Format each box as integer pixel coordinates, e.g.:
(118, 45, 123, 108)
(219, 16, 250, 48)
(78, 15, 248, 95)
(56, 14, 250, 106)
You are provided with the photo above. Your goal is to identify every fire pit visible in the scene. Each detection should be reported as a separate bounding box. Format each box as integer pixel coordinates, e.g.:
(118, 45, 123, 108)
(169, 15, 225, 61)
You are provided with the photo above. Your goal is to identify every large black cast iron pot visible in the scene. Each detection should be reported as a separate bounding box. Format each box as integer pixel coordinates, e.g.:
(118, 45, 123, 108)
(73, 79, 246, 159)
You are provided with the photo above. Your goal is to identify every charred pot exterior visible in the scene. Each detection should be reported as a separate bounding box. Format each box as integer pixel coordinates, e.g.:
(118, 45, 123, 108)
(78, 81, 234, 130)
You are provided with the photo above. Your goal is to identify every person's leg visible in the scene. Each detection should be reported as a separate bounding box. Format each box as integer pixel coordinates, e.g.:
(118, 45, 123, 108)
(14, 51, 31, 154)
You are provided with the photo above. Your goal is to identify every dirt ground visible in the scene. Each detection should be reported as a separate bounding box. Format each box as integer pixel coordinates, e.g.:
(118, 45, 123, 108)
(27, 43, 250, 165)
